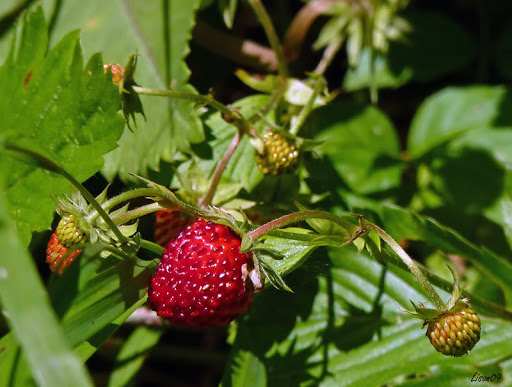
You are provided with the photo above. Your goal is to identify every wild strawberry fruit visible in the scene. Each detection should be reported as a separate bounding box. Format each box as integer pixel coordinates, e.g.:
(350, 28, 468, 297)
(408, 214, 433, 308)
(103, 63, 124, 86)
(46, 214, 87, 273)
(153, 209, 195, 247)
(425, 302, 481, 357)
(148, 218, 255, 327)
(256, 130, 299, 175)
(400, 266, 482, 357)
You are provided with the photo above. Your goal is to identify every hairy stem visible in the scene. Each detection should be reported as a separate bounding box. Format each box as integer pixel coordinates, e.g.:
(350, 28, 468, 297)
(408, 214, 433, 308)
(199, 131, 241, 208)
(248, 0, 288, 78)
(248, 210, 357, 241)
(362, 219, 446, 310)
(5, 145, 128, 244)
(86, 188, 160, 222)
(112, 202, 164, 225)
(132, 86, 249, 131)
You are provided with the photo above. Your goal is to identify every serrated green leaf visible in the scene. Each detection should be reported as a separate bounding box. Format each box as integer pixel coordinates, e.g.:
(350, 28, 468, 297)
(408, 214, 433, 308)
(408, 86, 508, 157)
(0, 187, 92, 385)
(108, 326, 162, 387)
(258, 227, 318, 278)
(307, 99, 402, 195)
(41, 0, 203, 179)
(0, 8, 124, 244)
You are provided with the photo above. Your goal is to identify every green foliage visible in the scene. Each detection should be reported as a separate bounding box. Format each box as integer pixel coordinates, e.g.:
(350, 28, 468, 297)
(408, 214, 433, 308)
(1, 1, 512, 386)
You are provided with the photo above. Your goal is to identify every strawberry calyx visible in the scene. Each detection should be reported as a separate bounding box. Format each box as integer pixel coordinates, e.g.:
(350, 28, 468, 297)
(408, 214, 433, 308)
(398, 266, 481, 357)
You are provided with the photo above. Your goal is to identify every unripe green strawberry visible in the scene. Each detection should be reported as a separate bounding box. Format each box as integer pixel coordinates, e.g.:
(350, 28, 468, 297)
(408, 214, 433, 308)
(256, 130, 299, 175)
(56, 213, 87, 248)
(425, 302, 481, 357)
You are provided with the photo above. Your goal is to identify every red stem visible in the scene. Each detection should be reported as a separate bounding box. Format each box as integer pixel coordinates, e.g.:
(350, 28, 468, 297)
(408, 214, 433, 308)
(199, 131, 241, 208)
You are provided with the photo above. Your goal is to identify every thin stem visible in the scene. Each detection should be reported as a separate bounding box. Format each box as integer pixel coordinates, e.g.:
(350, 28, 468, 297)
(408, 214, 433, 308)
(248, 210, 357, 241)
(362, 220, 446, 310)
(5, 145, 128, 244)
(289, 77, 325, 136)
(199, 131, 241, 208)
(368, 46, 378, 104)
(133, 86, 251, 133)
(314, 35, 343, 75)
(86, 188, 160, 222)
(112, 202, 164, 225)
(248, 0, 288, 78)
(132, 86, 231, 115)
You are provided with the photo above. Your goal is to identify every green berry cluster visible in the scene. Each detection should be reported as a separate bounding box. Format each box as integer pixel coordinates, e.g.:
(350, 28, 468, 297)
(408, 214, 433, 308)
(256, 131, 299, 175)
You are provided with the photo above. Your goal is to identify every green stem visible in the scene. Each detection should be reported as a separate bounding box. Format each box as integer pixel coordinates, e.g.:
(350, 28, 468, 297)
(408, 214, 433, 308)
(112, 202, 164, 225)
(199, 131, 241, 208)
(86, 188, 160, 222)
(5, 145, 128, 244)
(289, 77, 325, 136)
(132, 86, 249, 131)
(362, 219, 446, 310)
(247, 210, 357, 241)
(248, 0, 288, 78)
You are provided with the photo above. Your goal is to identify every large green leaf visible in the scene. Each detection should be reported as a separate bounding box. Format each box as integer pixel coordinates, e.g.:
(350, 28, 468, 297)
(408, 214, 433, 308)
(0, 7, 125, 244)
(343, 11, 477, 91)
(407, 86, 510, 158)
(0, 190, 92, 385)
(108, 326, 162, 387)
(40, 0, 203, 179)
(48, 252, 157, 349)
(306, 99, 402, 195)
(224, 246, 512, 386)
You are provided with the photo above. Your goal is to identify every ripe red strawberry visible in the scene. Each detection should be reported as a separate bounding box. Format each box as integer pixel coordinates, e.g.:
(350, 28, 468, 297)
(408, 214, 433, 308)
(153, 209, 195, 247)
(46, 214, 87, 273)
(148, 218, 255, 327)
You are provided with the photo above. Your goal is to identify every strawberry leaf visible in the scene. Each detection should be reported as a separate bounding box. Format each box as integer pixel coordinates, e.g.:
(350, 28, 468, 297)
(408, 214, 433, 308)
(0, 8, 125, 245)
(41, 0, 203, 178)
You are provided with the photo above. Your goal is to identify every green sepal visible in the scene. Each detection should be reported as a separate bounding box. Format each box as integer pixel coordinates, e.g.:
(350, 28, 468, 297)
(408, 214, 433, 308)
(445, 264, 462, 310)
(256, 252, 292, 292)
(397, 300, 441, 321)
(235, 69, 278, 93)
(121, 54, 145, 128)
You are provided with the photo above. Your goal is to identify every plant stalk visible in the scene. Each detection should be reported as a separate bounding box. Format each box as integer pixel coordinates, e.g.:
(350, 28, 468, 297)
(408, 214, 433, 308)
(362, 219, 447, 310)
(199, 131, 241, 208)
(248, 210, 357, 241)
(132, 86, 249, 131)
(248, 0, 288, 78)
(112, 202, 164, 225)
(5, 145, 128, 244)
